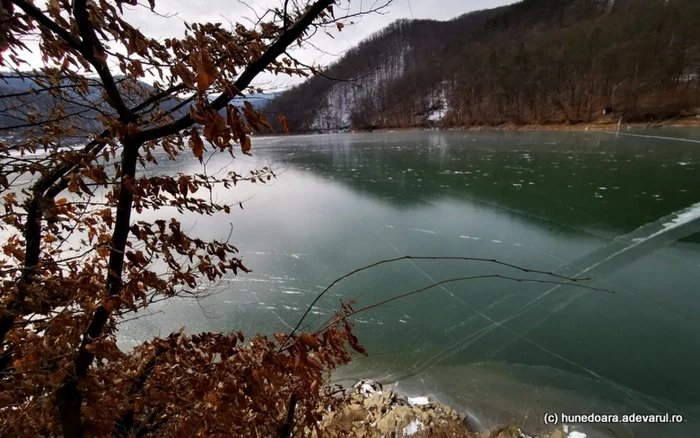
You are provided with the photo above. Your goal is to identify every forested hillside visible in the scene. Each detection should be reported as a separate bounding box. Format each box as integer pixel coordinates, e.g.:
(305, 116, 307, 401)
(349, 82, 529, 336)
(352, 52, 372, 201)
(269, 0, 700, 131)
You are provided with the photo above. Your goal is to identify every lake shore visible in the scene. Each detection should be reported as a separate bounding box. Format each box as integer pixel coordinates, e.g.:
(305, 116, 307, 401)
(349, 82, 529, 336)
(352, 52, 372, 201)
(320, 379, 588, 438)
(356, 115, 700, 134)
(258, 114, 700, 136)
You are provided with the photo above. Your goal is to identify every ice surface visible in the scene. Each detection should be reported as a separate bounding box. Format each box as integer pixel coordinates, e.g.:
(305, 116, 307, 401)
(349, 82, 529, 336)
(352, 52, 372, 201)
(460, 235, 481, 241)
(661, 202, 700, 232)
(409, 228, 436, 234)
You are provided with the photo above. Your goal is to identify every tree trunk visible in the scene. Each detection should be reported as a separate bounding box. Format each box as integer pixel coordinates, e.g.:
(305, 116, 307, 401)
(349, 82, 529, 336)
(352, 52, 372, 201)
(56, 139, 141, 438)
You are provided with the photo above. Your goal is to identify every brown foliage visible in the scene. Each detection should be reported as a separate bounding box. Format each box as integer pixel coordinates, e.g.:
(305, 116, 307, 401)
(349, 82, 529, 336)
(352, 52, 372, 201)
(0, 0, 383, 436)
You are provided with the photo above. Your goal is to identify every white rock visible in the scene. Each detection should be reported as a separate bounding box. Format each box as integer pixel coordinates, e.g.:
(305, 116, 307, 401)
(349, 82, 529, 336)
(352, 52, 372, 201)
(354, 379, 383, 396)
(407, 396, 430, 406)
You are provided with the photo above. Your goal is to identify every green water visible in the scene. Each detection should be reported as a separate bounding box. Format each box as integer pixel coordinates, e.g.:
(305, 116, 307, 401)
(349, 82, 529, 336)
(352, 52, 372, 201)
(124, 129, 700, 437)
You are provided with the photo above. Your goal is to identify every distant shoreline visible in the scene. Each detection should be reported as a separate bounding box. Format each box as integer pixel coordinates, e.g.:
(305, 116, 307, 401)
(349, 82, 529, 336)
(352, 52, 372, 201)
(358, 115, 700, 133)
(267, 115, 700, 136)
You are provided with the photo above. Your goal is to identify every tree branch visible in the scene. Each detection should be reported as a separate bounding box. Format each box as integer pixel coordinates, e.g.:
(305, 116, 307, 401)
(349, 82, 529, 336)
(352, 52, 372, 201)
(72, 0, 136, 122)
(9, 0, 136, 122)
(53, 5, 341, 433)
(313, 274, 613, 336)
(134, 0, 337, 143)
(9, 0, 83, 51)
(280, 255, 604, 351)
(0, 81, 190, 347)
(0, 108, 94, 132)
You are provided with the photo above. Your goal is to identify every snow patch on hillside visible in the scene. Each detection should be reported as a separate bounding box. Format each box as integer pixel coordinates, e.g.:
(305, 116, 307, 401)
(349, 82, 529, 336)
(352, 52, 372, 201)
(309, 43, 414, 131)
(426, 87, 450, 122)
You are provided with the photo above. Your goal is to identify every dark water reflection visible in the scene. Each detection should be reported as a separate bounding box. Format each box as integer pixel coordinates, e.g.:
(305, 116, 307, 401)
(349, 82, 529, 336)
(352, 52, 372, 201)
(123, 130, 700, 437)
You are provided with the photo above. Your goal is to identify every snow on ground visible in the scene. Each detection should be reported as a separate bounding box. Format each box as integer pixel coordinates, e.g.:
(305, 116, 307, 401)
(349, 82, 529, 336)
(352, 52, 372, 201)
(426, 86, 450, 123)
(310, 43, 414, 131)
(403, 419, 425, 436)
(407, 396, 430, 406)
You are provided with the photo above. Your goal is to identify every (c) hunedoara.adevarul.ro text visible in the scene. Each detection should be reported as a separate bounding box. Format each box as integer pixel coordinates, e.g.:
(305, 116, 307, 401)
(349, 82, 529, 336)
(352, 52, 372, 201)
(543, 412, 684, 425)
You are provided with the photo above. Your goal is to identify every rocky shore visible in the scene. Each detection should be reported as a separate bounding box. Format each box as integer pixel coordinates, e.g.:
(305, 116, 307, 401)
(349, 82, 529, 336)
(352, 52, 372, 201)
(319, 380, 587, 438)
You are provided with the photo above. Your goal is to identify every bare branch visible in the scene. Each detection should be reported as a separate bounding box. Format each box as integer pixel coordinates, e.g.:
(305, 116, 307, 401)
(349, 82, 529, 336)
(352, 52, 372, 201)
(9, 0, 83, 51)
(313, 274, 612, 336)
(135, 0, 338, 143)
(281, 255, 605, 350)
(72, 0, 136, 122)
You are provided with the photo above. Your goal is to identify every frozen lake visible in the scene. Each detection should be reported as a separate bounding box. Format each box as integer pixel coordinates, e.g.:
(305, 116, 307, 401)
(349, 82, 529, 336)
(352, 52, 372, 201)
(122, 129, 700, 437)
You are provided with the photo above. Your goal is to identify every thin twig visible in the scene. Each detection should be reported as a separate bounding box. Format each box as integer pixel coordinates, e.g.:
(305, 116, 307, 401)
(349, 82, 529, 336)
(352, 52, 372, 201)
(280, 255, 598, 351)
(313, 274, 613, 336)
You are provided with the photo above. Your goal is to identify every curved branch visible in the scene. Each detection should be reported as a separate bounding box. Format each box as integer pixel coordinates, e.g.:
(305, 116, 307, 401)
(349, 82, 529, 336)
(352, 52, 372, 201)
(280, 255, 606, 350)
(313, 274, 613, 336)
(283, 49, 390, 83)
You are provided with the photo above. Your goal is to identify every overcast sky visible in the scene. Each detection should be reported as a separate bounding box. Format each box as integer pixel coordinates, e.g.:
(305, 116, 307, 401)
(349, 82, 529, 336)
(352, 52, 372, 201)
(117, 0, 517, 90)
(16, 1, 516, 89)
